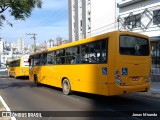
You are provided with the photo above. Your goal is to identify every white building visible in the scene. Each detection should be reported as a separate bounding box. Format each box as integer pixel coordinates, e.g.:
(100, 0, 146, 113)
(0, 39, 13, 66)
(1, 52, 13, 65)
(45, 39, 54, 49)
(0, 39, 4, 66)
(17, 37, 24, 53)
(68, 0, 117, 41)
(117, 0, 160, 69)
(0, 38, 4, 53)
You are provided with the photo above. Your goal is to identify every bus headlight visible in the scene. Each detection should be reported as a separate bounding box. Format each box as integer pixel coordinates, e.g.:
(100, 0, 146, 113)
(114, 70, 122, 85)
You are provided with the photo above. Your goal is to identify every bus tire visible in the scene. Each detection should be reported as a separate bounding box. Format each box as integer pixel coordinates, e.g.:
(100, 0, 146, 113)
(62, 78, 72, 95)
(34, 75, 40, 87)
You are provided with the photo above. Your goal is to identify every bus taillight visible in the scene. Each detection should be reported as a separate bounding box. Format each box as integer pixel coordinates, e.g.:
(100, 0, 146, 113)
(114, 70, 122, 85)
(132, 77, 139, 81)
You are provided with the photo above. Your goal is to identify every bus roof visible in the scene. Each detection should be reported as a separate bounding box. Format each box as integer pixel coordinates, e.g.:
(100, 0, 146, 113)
(7, 55, 29, 63)
(7, 58, 21, 63)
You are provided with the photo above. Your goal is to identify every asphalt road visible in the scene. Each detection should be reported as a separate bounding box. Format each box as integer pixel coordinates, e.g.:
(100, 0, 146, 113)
(0, 78, 160, 120)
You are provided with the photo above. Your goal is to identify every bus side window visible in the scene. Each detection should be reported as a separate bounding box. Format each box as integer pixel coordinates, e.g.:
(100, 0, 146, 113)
(34, 55, 39, 66)
(54, 49, 65, 64)
(66, 46, 80, 64)
(60, 57, 65, 64)
(55, 57, 62, 64)
(80, 44, 90, 63)
(66, 57, 71, 64)
(47, 52, 52, 64)
(89, 40, 101, 63)
(31, 58, 34, 67)
(71, 56, 76, 64)
(90, 56, 96, 63)
(29, 58, 34, 68)
(101, 39, 107, 63)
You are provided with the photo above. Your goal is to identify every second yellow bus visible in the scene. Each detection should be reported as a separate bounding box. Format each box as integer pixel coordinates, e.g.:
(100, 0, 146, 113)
(8, 55, 29, 78)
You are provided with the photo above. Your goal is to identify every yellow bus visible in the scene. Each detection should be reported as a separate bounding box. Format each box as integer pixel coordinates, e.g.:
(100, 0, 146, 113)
(8, 55, 29, 78)
(29, 31, 151, 96)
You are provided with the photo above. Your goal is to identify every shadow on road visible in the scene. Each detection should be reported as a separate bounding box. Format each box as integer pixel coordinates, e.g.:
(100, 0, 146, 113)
(0, 78, 160, 120)
(0, 79, 35, 90)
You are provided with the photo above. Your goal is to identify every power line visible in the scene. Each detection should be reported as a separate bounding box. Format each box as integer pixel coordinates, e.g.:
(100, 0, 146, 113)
(25, 1, 117, 42)
(31, 7, 68, 31)
(26, 0, 86, 33)
(26, 33, 37, 52)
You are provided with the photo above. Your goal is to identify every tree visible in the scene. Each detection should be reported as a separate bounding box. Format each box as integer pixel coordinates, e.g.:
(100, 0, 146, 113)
(0, 0, 42, 27)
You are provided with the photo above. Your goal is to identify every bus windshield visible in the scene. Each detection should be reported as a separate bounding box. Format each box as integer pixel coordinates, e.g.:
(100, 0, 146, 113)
(120, 35, 149, 56)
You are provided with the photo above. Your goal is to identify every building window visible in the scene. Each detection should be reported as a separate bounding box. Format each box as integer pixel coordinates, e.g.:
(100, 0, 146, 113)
(80, 20, 82, 31)
(88, 0, 91, 5)
(88, 10, 91, 15)
(124, 14, 141, 29)
(88, 17, 91, 30)
(153, 9, 160, 25)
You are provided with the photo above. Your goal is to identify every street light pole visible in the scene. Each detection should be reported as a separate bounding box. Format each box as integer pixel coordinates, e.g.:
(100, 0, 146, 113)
(26, 33, 37, 52)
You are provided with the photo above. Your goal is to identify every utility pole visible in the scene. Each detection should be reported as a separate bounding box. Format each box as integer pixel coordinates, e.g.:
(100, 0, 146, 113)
(26, 33, 37, 52)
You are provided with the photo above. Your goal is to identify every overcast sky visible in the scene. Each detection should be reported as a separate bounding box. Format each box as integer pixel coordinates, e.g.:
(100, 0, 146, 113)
(0, 0, 68, 45)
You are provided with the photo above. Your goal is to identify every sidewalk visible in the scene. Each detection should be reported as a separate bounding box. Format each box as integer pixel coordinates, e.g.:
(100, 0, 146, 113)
(151, 74, 160, 82)
(150, 82, 160, 95)
(151, 67, 160, 82)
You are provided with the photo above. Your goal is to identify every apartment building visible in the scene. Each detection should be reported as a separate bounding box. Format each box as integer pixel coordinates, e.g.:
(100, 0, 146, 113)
(117, 0, 160, 74)
(45, 39, 54, 49)
(17, 37, 24, 53)
(68, 0, 117, 41)
(0, 38, 4, 53)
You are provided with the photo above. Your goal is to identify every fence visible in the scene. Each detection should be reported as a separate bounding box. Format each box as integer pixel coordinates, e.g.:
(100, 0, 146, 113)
(0, 70, 8, 77)
(151, 67, 160, 75)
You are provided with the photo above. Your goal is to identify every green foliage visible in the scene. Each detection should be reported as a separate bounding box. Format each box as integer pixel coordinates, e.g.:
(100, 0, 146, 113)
(0, 0, 42, 27)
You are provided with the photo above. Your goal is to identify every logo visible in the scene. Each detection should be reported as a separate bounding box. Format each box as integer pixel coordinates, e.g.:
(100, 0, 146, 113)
(102, 67, 107, 75)
(2, 112, 11, 117)
(122, 68, 128, 76)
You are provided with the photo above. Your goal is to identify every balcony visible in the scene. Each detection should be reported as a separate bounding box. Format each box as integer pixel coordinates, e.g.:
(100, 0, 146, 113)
(117, 0, 144, 8)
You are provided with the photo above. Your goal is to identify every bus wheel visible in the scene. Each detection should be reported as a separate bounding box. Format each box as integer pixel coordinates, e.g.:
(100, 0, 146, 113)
(62, 78, 72, 95)
(34, 75, 40, 86)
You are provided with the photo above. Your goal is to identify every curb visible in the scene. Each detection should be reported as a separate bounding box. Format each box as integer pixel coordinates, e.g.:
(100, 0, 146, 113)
(0, 95, 16, 120)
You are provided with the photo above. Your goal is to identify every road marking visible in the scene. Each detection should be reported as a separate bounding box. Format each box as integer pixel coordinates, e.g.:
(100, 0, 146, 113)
(0, 95, 16, 120)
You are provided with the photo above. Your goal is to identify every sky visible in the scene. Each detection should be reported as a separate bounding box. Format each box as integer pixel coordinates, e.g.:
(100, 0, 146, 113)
(0, 0, 68, 45)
